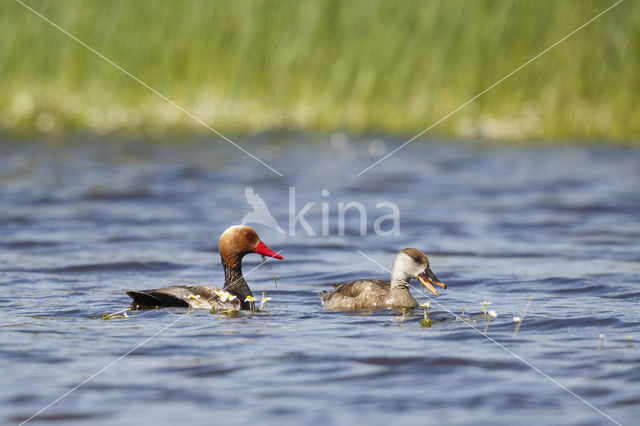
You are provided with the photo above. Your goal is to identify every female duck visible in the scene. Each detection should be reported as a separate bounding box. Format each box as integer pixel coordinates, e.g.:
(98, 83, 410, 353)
(125, 225, 282, 310)
(319, 248, 446, 311)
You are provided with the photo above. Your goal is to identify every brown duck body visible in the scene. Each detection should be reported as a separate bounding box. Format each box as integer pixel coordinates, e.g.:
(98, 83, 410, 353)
(125, 225, 282, 310)
(320, 279, 417, 310)
(318, 248, 446, 311)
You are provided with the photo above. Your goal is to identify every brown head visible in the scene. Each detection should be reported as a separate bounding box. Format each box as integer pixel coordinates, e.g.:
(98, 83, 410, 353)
(392, 248, 446, 296)
(218, 225, 283, 268)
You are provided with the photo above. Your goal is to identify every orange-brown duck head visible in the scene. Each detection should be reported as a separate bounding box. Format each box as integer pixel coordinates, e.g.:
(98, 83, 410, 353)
(218, 225, 283, 268)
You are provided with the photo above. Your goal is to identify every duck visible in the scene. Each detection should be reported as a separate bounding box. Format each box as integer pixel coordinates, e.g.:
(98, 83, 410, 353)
(319, 248, 446, 311)
(125, 225, 282, 310)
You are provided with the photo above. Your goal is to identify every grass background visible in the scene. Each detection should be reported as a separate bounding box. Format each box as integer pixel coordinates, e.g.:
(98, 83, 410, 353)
(0, 0, 638, 141)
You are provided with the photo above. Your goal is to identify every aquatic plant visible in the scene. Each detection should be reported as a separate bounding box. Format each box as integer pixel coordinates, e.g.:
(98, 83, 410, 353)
(209, 306, 239, 315)
(419, 301, 432, 327)
(599, 333, 606, 350)
(513, 296, 533, 336)
(484, 310, 497, 333)
(421, 301, 431, 319)
(216, 290, 237, 303)
(398, 308, 406, 325)
(626, 336, 633, 349)
(244, 295, 256, 312)
(481, 301, 491, 316)
(513, 316, 522, 335)
(259, 292, 272, 312)
(101, 307, 131, 320)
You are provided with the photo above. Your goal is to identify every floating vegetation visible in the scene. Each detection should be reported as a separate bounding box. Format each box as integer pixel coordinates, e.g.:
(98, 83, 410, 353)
(209, 306, 240, 316)
(420, 320, 432, 329)
(101, 307, 131, 320)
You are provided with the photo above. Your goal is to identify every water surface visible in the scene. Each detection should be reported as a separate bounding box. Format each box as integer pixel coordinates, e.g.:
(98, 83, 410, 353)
(1, 135, 639, 425)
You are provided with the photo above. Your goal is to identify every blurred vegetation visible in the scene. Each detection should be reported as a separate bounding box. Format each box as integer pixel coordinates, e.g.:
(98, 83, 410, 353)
(0, 0, 638, 141)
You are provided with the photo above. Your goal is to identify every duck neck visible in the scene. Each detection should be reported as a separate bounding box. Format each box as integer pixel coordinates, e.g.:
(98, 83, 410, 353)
(390, 276, 411, 292)
(390, 264, 412, 291)
(222, 261, 253, 308)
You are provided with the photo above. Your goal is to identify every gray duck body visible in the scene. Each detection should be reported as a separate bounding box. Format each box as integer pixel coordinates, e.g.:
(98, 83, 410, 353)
(319, 279, 417, 310)
(318, 248, 445, 311)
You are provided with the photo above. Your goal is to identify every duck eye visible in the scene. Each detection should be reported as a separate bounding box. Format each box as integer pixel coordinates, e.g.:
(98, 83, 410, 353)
(244, 232, 251, 238)
(414, 256, 419, 262)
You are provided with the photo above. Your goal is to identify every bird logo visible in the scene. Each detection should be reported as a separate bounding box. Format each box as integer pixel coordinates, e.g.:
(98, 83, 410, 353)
(241, 186, 286, 234)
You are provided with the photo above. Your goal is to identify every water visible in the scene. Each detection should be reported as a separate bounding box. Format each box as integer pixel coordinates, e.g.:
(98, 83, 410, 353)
(1, 135, 639, 425)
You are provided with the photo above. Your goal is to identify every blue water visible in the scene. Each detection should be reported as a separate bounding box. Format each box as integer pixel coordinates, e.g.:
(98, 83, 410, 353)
(1, 135, 639, 425)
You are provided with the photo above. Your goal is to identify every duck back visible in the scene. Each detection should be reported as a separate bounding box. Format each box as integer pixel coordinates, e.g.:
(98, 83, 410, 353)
(319, 280, 394, 310)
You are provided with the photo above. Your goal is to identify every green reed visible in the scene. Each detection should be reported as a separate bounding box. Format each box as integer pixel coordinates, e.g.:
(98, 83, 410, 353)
(1, 0, 638, 141)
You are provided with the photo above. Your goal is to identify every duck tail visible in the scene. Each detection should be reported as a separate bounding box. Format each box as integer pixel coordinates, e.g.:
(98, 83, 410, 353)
(125, 290, 189, 308)
(318, 291, 331, 304)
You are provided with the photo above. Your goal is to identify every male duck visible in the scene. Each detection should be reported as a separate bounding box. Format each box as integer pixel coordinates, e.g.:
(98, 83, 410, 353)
(126, 225, 282, 310)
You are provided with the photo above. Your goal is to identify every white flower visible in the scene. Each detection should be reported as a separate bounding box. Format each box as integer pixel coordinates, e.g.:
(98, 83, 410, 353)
(599, 334, 605, 339)
(216, 291, 231, 302)
(482, 301, 491, 306)
(513, 316, 521, 323)
(244, 295, 255, 302)
(420, 301, 431, 309)
(228, 294, 237, 301)
(259, 295, 272, 310)
(488, 310, 497, 318)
